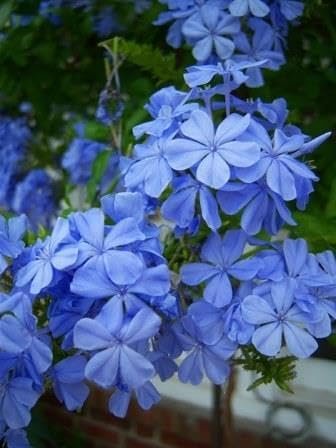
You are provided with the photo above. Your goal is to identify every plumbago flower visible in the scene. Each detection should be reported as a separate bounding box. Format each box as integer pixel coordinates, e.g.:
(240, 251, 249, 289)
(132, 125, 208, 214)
(155, 0, 304, 81)
(1, 0, 336, 445)
(126, 63, 330, 236)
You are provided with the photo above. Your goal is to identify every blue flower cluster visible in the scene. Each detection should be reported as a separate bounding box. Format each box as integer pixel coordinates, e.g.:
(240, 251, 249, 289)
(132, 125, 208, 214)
(181, 233, 336, 363)
(0, 192, 180, 442)
(38, 0, 152, 37)
(126, 67, 330, 236)
(0, 1, 335, 445)
(155, 0, 303, 85)
(0, 114, 57, 230)
(0, 115, 31, 208)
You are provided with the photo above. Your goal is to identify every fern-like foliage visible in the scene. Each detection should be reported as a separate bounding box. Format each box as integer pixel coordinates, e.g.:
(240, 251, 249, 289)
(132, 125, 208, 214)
(100, 37, 183, 84)
(235, 346, 297, 393)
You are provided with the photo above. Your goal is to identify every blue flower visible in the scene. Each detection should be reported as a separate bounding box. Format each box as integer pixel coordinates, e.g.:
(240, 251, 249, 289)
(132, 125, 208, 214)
(71, 256, 170, 309)
(228, 0, 270, 17)
(278, 0, 304, 21)
(93, 7, 120, 38)
(241, 279, 318, 358)
(184, 59, 267, 88)
(174, 315, 236, 385)
(62, 137, 106, 185)
(74, 300, 161, 389)
(0, 426, 30, 448)
(181, 231, 261, 306)
(71, 208, 145, 285)
(133, 87, 198, 139)
(16, 218, 78, 295)
(11, 169, 56, 230)
(165, 110, 260, 189)
(162, 175, 220, 230)
(217, 181, 296, 235)
(51, 355, 89, 411)
(236, 125, 319, 201)
(0, 215, 26, 275)
(0, 115, 31, 207)
(0, 377, 39, 429)
(182, 4, 240, 61)
(124, 138, 174, 198)
(233, 21, 285, 86)
(108, 382, 160, 418)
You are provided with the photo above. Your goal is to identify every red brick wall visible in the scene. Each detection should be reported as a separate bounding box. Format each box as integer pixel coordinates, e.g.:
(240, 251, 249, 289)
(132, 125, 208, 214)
(39, 388, 335, 448)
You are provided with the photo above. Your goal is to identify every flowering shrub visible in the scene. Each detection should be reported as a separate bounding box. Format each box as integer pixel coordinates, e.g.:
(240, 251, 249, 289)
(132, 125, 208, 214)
(0, 0, 335, 446)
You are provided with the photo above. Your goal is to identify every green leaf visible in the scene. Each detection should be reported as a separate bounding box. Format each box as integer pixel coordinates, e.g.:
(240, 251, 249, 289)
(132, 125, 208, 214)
(235, 346, 296, 393)
(0, 1, 13, 29)
(86, 150, 111, 204)
(100, 37, 182, 83)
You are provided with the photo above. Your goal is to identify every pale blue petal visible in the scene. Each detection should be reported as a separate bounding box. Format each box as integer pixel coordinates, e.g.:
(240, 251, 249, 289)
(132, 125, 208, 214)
(283, 323, 318, 358)
(241, 295, 277, 324)
(252, 322, 282, 356)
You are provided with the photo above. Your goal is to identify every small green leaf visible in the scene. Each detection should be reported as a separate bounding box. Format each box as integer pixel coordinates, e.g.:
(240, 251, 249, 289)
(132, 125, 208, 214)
(0, 1, 13, 28)
(86, 150, 111, 204)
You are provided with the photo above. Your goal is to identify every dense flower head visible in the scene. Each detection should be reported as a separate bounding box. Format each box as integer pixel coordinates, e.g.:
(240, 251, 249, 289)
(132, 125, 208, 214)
(155, 0, 304, 83)
(127, 70, 330, 236)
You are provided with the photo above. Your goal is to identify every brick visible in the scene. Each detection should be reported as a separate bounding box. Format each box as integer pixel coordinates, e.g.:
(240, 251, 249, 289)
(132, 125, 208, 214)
(197, 418, 211, 443)
(89, 408, 132, 430)
(76, 417, 120, 444)
(161, 431, 209, 448)
(136, 423, 155, 438)
(125, 437, 158, 448)
(41, 404, 74, 428)
(128, 403, 161, 427)
(159, 407, 176, 433)
(174, 413, 198, 438)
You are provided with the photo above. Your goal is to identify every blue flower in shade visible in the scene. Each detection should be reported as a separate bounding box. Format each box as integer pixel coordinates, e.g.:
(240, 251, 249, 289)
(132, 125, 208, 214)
(70, 208, 145, 285)
(174, 315, 237, 385)
(241, 279, 319, 358)
(62, 138, 106, 185)
(162, 175, 220, 230)
(0, 377, 39, 429)
(0, 215, 26, 275)
(108, 381, 161, 418)
(182, 5, 240, 61)
(181, 231, 261, 307)
(15, 218, 78, 295)
(278, 0, 304, 21)
(93, 7, 120, 38)
(11, 169, 56, 231)
(165, 110, 260, 189)
(233, 21, 285, 87)
(0, 115, 31, 207)
(96, 88, 125, 126)
(0, 425, 30, 448)
(47, 288, 94, 347)
(74, 300, 161, 389)
(133, 87, 198, 139)
(217, 181, 296, 235)
(51, 355, 89, 411)
(228, 0, 270, 17)
(124, 138, 174, 198)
